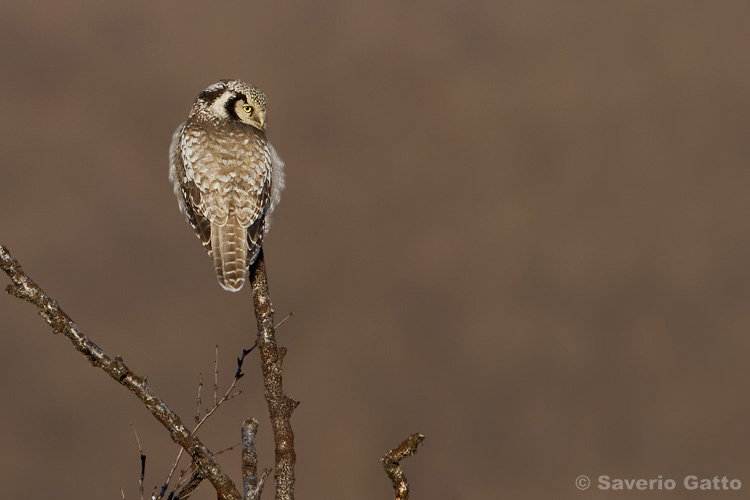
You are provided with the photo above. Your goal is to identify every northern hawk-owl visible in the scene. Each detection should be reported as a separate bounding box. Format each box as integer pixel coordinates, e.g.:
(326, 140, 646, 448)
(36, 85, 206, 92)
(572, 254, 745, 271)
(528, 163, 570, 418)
(169, 80, 285, 291)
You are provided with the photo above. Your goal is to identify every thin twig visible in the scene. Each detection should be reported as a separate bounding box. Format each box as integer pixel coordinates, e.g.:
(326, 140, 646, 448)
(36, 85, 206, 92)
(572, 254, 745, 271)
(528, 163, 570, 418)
(198, 380, 242, 430)
(0, 245, 242, 500)
(131, 424, 146, 500)
(250, 251, 299, 500)
(195, 373, 203, 424)
(173, 468, 203, 500)
(160, 385, 240, 497)
(167, 463, 194, 500)
(380, 433, 425, 500)
(217, 441, 242, 456)
(214, 345, 219, 407)
(274, 311, 293, 330)
(172, 467, 192, 495)
(235, 348, 253, 379)
(173, 462, 198, 492)
(169, 437, 242, 498)
(160, 348, 249, 498)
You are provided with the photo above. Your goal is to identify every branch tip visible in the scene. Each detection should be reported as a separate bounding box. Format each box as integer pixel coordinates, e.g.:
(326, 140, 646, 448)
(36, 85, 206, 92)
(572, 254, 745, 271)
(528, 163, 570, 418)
(381, 433, 426, 500)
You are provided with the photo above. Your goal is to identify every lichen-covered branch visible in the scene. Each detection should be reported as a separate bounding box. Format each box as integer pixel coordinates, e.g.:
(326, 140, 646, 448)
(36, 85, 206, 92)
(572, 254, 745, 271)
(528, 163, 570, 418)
(250, 251, 299, 500)
(381, 433, 425, 500)
(242, 418, 271, 500)
(0, 245, 242, 500)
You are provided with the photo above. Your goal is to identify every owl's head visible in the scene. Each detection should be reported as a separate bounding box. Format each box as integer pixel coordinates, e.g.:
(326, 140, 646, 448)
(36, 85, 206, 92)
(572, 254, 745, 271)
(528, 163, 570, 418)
(191, 79, 268, 130)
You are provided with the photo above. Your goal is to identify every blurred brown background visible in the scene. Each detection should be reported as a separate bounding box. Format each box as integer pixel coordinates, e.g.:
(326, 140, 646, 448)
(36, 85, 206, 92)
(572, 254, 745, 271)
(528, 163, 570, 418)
(1, 1, 748, 499)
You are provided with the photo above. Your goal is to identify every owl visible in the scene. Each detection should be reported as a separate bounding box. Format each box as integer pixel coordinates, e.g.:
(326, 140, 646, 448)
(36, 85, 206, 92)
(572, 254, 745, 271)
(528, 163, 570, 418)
(169, 80, 285, 291)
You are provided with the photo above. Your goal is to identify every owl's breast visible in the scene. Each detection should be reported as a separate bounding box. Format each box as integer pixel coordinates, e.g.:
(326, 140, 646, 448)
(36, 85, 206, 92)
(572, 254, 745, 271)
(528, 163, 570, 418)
(181, 122, 272, 227)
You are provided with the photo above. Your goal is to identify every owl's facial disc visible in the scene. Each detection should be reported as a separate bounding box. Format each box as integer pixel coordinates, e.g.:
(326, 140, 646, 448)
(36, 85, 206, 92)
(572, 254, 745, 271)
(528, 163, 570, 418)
(233, 98, 265, 130)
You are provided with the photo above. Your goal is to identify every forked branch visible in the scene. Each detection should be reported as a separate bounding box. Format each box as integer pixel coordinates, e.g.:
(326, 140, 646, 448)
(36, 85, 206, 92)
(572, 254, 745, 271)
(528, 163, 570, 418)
(2, 244, 425, 500)
(0, 245, 242, 500)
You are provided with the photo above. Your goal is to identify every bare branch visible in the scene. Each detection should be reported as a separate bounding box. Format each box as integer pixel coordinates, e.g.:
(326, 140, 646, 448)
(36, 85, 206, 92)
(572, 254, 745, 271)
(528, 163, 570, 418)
(214, 345, 219, 407)
(380, 433, 425, 500)
(195, 373, 203, 424)
(173, 468, 203, 500)
(169, 439, 239, 499)
(250, 251, 299, 500)
(0, 246, 242, 500)
(257, 469, 272, 499)
(241, 418, 259, 494)
(172, 466, 194, 496)
(274, 311, 293, 330)
(235, 347, 253, 379)
(161, 349, 247, 498)
(216, 441, 242, 456)
(131, 424, 146, 500)
(242, 418, 271, 500)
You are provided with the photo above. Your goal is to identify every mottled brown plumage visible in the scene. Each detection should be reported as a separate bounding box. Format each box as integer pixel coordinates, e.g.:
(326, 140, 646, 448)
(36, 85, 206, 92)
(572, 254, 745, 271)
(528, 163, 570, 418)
(169, 80, 284, 291)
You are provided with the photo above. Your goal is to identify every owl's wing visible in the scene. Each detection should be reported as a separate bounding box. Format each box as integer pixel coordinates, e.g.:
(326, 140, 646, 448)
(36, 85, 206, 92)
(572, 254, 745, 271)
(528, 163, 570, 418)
(169, 122, 213, 255)
(245, 173, 271, 264)
(246, 215, 264, 266)
(263, 142, 285, 235)
(183, 184, 213, 254)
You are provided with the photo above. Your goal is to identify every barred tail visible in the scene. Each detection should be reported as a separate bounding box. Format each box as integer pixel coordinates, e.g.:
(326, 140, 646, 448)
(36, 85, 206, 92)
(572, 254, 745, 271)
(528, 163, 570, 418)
(211, 217, 248, 292)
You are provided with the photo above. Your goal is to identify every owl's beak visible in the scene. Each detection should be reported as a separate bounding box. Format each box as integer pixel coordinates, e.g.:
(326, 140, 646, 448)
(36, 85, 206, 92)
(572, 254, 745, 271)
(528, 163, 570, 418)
(259, 116, 265, 129)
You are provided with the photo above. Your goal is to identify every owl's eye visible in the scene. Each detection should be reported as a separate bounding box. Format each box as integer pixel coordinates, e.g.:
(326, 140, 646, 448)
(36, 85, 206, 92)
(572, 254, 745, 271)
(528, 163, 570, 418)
(242, 105, 253, 114)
